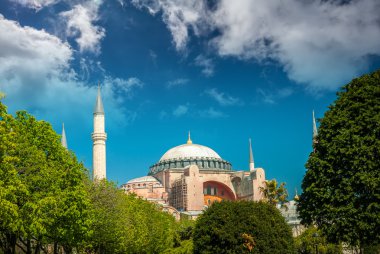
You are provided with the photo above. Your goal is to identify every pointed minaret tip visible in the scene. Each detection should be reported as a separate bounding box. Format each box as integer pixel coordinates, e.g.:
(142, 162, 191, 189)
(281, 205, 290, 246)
(94, 83, 104, 114)
(249, 138, 255, 171)
(187, 131, 193, 144)
(313, 110, 318, 137)
(61, 123, 68, 149)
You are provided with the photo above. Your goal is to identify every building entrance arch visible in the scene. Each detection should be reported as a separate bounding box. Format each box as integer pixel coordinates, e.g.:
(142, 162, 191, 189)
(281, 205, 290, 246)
(203, 181, 236, 206)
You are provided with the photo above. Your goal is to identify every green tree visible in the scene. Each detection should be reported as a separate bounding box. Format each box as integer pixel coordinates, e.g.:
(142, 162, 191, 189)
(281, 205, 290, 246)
(193, 201, 295, 254)
(0, 99, 92, 254)
(298, 69, 380, 251)
(163, 219, 195, 254)
(259, 179, 289, 208)
(86, 180, 177, 254)
(295, 226, 342, 254)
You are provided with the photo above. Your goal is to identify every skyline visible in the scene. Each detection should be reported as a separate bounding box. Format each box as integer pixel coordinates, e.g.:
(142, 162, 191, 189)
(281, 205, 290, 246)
(1, 0, 380, 197)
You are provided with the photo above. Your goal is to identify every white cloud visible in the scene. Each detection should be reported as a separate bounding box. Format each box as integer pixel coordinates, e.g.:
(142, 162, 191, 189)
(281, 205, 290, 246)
(198, 107, 227, 119)
(194, 55, 214, 77)
(173, 104, 188, 117)
(0, 15, 139, 130)
(204, 88, 242, 106)
(132, 0, 380, 91)
(107, 77, 144, 94)
(9, 0, 58, 9)
(0, 14, 72, 90)
(131, 0, 209, 51)
(257, 87, 294, 104)
(149, 50, 157, 65)
(60, 2, 105, 53)
(166, 78, 189, 89)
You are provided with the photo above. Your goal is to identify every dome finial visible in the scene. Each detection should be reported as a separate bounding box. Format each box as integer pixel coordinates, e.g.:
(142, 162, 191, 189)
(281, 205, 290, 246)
(187, 131, 192, 144)
(294, 188, 300, 201)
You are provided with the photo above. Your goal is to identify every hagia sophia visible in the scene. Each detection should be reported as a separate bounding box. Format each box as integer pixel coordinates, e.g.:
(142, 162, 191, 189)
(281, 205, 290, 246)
(120, 133, 266, 219)
(76, 86, 266, 219)
(62, 86, 305, 230)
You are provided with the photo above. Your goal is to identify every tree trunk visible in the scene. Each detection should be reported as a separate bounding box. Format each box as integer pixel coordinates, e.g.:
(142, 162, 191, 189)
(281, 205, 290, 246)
(54, 242, 59, 254)
(26, 239, 32, 254)
(34, 241, 41, 254)
(5, 233, 17, 254)
(63, 245, 72, 254)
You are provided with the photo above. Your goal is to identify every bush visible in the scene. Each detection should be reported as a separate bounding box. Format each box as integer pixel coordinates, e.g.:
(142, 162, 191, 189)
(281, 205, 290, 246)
(193, 201, 295, 254)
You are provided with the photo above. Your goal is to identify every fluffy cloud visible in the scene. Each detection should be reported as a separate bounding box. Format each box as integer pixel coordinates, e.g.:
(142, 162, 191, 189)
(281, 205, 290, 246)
(204, 88, 242, 106)
(131, 0, 209, 51)
(257, 87, 294, 104)
(10, 0, 106, 54)
(166, 78, 189, 89)
(9, 0, 58, 9)
(173, 104, 188, 117)
(132, 0, 380, 91)
(0, 15, 139, 130)
(198, 107, 227, 119)
(194, 55, 214, 77)
(60, 2, 105, 53)
(0, 14, 72, 96)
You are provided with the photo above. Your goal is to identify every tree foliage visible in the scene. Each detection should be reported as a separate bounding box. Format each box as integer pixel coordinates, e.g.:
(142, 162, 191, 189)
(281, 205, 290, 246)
(295, 226, 342, 254)
(260, 179, 289, 208)
(0, 100, 92, 254)
(298, 69, 380, 249)
(86, 180, 176, 254)
(193, 201, 295, 254)
(0, 98, 178, 253)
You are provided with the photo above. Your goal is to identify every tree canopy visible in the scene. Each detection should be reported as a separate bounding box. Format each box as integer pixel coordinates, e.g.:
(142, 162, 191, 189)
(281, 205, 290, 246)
(298, 69, 380, 249)
(294, 226, 342, 254)
(0, 100, 92, 253)
(193, 201, 295, 254)
(259, 179, 289, 208)
(0, 98, 178, 254)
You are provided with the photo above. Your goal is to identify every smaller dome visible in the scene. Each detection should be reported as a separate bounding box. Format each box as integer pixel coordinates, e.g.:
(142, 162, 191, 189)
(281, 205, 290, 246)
(127, 176, 161, 185)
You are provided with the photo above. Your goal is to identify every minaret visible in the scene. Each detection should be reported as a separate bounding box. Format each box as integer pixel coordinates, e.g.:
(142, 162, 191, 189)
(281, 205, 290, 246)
(61, 123, 68, 149)
(249, 138, 255, 172)
(312, 110, 318, 148)
(92, 85, 107, 180)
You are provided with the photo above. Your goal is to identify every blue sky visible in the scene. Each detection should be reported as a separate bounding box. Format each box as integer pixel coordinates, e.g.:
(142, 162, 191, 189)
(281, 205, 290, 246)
(1, 0, 380, 197)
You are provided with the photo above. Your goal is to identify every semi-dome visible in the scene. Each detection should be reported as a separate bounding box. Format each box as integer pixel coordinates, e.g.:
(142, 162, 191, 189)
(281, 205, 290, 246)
(159, 143, 221, 162)
(127, 175, 161, 184)
(148, 133, 232, 175)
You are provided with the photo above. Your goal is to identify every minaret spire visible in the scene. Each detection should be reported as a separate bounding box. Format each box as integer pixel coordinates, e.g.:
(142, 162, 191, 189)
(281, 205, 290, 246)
(249, 138, 255, 171)
(94, 82, 104, 114)
(61, 123, 68, 149)
(92, 83, 107, 180)
(313, 110, 318, 139)
(187, 131, 193, 144)
(312, 110, 318, 148)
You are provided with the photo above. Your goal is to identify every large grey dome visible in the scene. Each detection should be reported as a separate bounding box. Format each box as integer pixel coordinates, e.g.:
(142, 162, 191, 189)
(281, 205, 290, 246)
(159, 143, 221, 162)
(149, 138, 232, 175)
